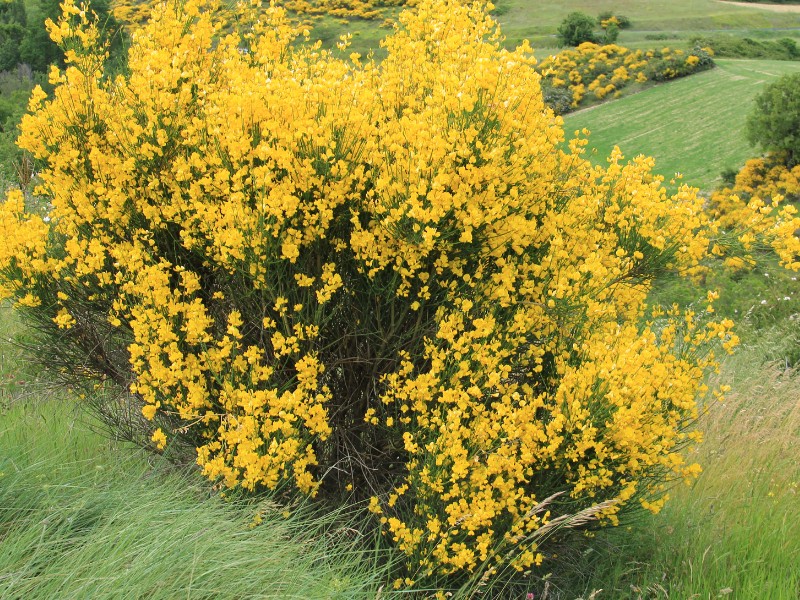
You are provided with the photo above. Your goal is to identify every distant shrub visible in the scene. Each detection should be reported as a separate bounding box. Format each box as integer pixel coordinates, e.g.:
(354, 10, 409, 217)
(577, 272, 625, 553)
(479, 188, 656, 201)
(779, 37, 800, 58)
(557, 11, 598, 46)
(644, 46, 714, 81)
(597, 11, 632, 29)
(720, 167, 739, 187)
(710, 154, 800, 246)
(690, 34, 800, 60)
(540, 83, 573, 115)
(603, 22, 620, 44)
(538, 43, 714, 110)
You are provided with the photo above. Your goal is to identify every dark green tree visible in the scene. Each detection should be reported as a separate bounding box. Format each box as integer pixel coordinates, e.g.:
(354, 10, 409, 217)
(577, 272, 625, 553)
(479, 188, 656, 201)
(19, 0, 124, 73)
(0, 0, 27, 71)
(556, 12, 597, 47)
(746, 73, 800, 167)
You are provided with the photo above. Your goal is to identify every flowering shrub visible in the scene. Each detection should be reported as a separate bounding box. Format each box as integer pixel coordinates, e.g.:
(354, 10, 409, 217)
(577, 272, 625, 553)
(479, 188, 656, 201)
(1, 0, 797, 592)
(539, 42, 714, 111)
(113, 0, 412, 27)
(709, 154, 800, 270)
(281, 0, 410, 19)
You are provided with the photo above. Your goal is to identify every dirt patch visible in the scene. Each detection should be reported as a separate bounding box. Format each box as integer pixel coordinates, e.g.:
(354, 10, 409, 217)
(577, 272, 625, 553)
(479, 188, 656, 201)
(716, 1, 800, 13)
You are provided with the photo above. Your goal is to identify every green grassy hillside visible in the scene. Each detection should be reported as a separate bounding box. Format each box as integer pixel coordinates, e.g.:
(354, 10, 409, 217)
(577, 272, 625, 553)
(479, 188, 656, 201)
(495, 0, 800, 50)
(106, 0, 800, 58)
(294, 0, 800, 56)
(563, 58, 800, 192)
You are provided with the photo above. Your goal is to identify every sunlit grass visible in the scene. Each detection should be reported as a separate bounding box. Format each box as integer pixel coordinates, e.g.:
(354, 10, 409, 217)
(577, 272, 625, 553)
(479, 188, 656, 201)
(578, 328, 800, 599)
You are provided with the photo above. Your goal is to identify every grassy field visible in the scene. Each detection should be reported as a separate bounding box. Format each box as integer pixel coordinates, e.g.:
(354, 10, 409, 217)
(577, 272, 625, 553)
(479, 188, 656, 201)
(493, 0, 800, 51)
(563, 58, 800, 192)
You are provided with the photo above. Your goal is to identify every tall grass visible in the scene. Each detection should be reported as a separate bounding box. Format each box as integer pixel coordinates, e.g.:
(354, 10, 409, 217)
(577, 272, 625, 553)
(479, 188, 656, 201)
(0, 400, 392, 599)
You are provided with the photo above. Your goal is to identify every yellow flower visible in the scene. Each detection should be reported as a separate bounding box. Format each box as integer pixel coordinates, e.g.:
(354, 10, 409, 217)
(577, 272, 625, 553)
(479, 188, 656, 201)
(151, 428, 167, 450)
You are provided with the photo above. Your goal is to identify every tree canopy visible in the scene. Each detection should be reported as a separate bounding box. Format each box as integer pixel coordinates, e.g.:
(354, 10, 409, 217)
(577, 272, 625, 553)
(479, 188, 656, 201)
(746, 73, 800, 166)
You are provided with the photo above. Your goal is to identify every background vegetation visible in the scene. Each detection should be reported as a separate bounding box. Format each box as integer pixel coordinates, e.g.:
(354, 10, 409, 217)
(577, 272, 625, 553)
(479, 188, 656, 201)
(0, 306, 388, 598)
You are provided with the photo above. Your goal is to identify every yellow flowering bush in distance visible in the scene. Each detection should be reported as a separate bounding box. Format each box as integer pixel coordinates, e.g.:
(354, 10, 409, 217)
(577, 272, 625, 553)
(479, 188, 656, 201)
(539, 42, 714, 111)
(113, 0, 412, 29)
(711, 154, 800, 230)
(1, 0, 798, 592)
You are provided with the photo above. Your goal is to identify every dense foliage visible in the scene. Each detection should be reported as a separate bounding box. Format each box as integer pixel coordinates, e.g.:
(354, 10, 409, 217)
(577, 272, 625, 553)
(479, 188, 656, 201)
(746, 73, 800, 167)
(0, 0, 27, 72)
(0, 0, 123, 73)
(0, 69, 43, 184)
(1, 0, 798, 593)
(597, 11, 631, 30)
(711, 153, 800, 235)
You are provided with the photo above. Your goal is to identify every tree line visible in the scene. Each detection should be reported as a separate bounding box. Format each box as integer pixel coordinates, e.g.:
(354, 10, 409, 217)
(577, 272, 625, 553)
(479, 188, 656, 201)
(0, 0, 123, 73)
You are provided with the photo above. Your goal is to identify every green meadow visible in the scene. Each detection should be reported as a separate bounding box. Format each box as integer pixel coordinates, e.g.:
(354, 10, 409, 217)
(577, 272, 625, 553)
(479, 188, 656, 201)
(0, 309, 387, 600)
(494, 0, 800, 52)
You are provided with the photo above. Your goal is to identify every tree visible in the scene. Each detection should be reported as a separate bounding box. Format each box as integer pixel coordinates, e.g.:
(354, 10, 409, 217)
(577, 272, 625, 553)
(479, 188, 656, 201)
(557, 11, 597, 46)
(0, 0, 27, 71)
(746, 73, 800, 167)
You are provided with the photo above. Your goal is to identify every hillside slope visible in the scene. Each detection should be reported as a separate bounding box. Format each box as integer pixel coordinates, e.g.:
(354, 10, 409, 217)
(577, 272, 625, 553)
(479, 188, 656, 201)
(564, 58, 800, 191)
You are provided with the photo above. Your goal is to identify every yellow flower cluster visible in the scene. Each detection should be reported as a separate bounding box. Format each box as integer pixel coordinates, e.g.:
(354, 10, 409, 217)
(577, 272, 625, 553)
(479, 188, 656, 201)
(0, 0, 774, 589)
(111, 0, 151, 28)
(282, 0, 411, 19)
(709, 154, 800, 270)
(539, 42, 712, 109)
(113, 0, 413, 28)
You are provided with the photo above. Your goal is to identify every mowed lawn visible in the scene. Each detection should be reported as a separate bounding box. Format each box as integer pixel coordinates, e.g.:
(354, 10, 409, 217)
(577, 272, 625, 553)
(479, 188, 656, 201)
(563, 58, 800, 192)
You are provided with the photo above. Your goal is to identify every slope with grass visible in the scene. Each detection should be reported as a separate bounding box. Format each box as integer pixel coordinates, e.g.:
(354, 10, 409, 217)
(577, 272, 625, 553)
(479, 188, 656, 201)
(104, 0, 800, 58)
(563, 58, 800, 192)
(292, 0, 800, 56)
